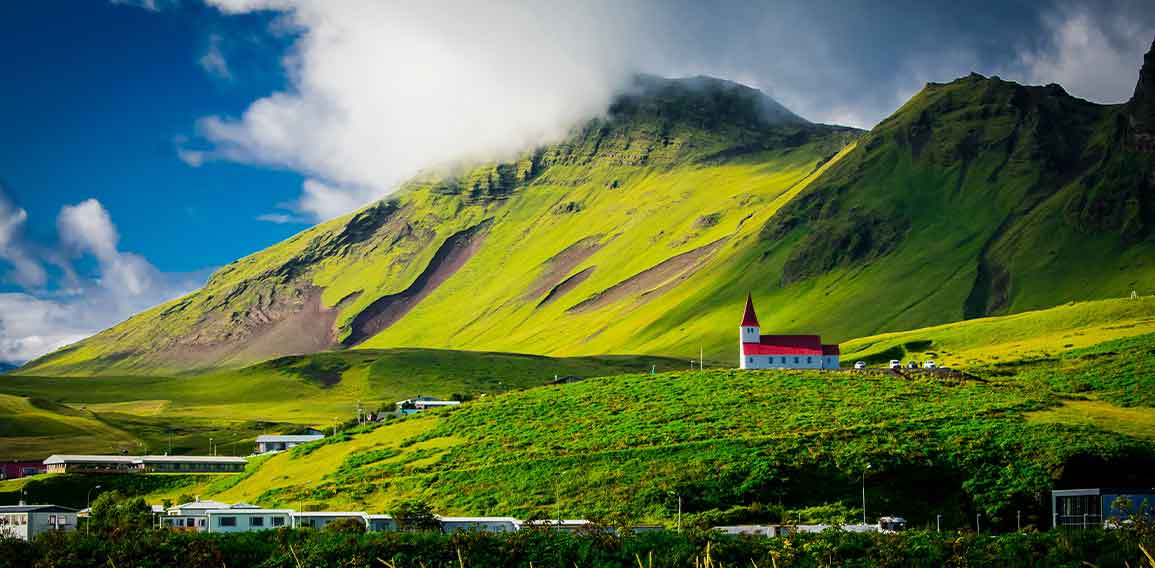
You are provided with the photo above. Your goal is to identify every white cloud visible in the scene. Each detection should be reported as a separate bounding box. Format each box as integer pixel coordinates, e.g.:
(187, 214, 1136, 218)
(1009, 8, 1151, 103)
(0, 193, 47, 288)
(0, 192, 201, 364)
(255, 212, 308, 224)
(193, 0, 652, 221)
(199, 34, 232, 80)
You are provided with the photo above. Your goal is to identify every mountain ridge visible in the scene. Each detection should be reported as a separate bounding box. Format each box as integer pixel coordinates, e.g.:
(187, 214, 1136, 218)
(18, 44, 1155, 375)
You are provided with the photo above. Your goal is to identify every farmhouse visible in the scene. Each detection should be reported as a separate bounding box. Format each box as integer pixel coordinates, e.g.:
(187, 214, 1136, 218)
(738, 295, 840, 370)
(1, 460, 46, 480)
(44, 454, 246, 474)
(0, 504, 78, 541)
(291, 511, 370, 530)
(254, 434, 324, 454)
(395, 397, 462, 414)
(438, 516, 521, 533)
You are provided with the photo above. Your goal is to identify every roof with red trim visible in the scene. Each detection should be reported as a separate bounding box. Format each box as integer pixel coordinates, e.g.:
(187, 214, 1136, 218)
(742, 335, 823, 355)
(740, 294, 760, 327)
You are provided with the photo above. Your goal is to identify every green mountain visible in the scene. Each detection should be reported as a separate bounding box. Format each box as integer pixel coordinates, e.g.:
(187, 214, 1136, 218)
(19, 41, 1155, 375)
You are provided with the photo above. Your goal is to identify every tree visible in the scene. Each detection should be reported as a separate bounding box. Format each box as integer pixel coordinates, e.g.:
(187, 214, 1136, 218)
(89, 492, 154, 535)
(392, 500, 441, 532)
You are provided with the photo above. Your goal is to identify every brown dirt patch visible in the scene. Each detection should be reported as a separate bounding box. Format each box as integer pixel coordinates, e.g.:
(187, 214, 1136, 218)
(568, 238, 728, 313)
(524, 235, 606, 301)
(343, 220, 492, 346)
(536, 266, 595, 308)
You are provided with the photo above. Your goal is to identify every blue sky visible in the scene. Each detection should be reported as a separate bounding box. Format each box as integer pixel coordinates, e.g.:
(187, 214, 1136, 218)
(0, 1, 303, 276)
(0, 0, 1152, 363)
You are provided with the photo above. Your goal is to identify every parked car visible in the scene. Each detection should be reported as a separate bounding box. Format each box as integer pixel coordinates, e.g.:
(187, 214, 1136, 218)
(853, 361, 867, 369)
(888, 360, 901, 369)
(922, 360, 937, 369)
(907, 361, 918, 369)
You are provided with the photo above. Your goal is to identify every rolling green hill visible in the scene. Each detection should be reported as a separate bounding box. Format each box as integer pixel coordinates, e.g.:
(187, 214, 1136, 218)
(19, 45, 1155, 375)
(104, 327, 1155, 532)
(0, 349, 683, 459)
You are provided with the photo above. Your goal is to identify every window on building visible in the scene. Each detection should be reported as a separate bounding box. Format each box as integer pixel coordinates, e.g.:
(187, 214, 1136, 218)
(220, 517, 236, 527)
(793, 357, 799, 364)
(250, 516, 265, 527)
(199, 519, 206, 527)
(807, 357, 812, 364)
(747, 357, 753, 364)
(272, 517, 285, 527)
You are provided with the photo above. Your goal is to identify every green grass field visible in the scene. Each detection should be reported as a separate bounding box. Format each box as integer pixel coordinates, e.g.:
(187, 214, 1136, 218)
(93, 323, 1151, 533)
(0, 349, 683, 459)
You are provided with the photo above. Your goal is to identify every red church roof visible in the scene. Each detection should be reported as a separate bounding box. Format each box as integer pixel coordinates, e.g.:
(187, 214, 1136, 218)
(742, 335, 823, 355)
(740, 294, 760, 327)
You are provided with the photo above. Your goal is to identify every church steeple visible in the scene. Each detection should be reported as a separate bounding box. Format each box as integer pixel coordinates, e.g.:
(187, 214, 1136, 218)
(740, 294, 760, 345)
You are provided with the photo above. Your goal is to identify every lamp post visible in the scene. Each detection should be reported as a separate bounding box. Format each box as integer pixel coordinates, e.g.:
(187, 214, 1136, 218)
(553, 471, 568, 531)
(936, 514, 942, 532)
(86, 484, 102, 536)
(209, 437, 214, 456)
(976, 513, 981, 533)
(861, 463, 872, 525)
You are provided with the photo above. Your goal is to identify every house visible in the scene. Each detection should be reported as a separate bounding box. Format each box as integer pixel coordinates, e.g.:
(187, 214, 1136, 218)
(395, 397, 461, 414)
(204, 507, 292, 533)
(738, 295, 840, 370)
(0, 504, 78, 541)
(43, 455, 246, 474)
(369, 514, 396, 532)
(1, 460, 46, 480)
(437, 516, 521, 533)
(164, 498, 235, 531)
(254, 434, 325, 454)
(1052, 487, 1155, 528)
(291, 511, 370, 529)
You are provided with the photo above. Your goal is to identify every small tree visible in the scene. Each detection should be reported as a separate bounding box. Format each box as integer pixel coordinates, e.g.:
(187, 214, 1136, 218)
(392, 500, 441, 532)
(89, 492, 154, 535)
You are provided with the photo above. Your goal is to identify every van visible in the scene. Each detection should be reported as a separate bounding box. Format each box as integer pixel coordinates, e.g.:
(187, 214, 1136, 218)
(888, 360, 901, 369)
(922, 360, 936, 369)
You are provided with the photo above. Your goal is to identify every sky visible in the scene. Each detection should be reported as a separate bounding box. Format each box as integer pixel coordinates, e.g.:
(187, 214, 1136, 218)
(0, 0, 1153, 364)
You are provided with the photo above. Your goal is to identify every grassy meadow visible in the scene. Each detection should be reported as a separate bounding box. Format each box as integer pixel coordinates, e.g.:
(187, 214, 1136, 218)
(0, 349, 683, 459)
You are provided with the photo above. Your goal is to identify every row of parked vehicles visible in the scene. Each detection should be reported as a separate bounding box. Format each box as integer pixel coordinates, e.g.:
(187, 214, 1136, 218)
(852, 360, 937, 370)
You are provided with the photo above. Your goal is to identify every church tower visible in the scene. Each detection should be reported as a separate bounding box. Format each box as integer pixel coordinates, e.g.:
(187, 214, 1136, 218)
(740, 294, 760, 344)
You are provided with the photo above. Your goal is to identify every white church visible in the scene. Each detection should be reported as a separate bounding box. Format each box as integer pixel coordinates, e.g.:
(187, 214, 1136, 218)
(739, 294, 840, 369)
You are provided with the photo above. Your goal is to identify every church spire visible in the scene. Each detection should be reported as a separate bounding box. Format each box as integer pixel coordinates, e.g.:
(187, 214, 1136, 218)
(740, 293, 760, 327)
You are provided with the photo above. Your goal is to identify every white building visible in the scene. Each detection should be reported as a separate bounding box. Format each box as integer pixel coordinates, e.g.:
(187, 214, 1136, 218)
(205, 508, 293, 533)
(44, 454, 246, 474)
(369, 515, 396, 532)
(437, 516, 521, 533)
(0, 505, 78, 541)
(395, 397, 462, 415)
(738, 295, 840, 370)
(292, 511, 370, 529)
(254, 434, 325, 455)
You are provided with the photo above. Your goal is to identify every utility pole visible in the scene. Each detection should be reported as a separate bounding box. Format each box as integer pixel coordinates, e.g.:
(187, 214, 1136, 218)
(936, 514, 941, 532)
(976, 513, 981, 533)
(677, 494, 683, 533)
(861, 463, 872, 525)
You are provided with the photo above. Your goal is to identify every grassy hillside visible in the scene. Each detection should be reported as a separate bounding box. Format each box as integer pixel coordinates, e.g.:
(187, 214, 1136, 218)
(842, 296, 1155, 367)
(0, 350, 682, 459)
(140, 329, 1155, 532)
(25, 55, 1155, 376)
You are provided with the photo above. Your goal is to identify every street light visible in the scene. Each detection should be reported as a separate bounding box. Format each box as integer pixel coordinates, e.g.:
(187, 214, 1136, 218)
(861, 463, 872, 525)
(554, 471, 568, 531)
(86, 485, 103, 536)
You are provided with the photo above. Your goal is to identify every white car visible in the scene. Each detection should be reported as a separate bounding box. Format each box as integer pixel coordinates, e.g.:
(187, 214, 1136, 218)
(888, 360, 901, 369)
(853, 361, 867, 369)
(922, 360, 937, 369)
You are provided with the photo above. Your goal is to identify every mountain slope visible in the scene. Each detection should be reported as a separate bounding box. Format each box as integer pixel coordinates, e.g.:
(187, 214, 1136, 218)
(20, 75, 858, 375)
(20, 43, 1155, 375)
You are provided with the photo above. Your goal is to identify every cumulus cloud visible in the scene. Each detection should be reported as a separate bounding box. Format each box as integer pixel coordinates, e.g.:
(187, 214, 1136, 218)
(181, 0, 1155, 223)
(0, 192, 47, 288)
(1010, 7, 1152, 103)
(0, 191, 200, 364)
(110, 0, 177, 11)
